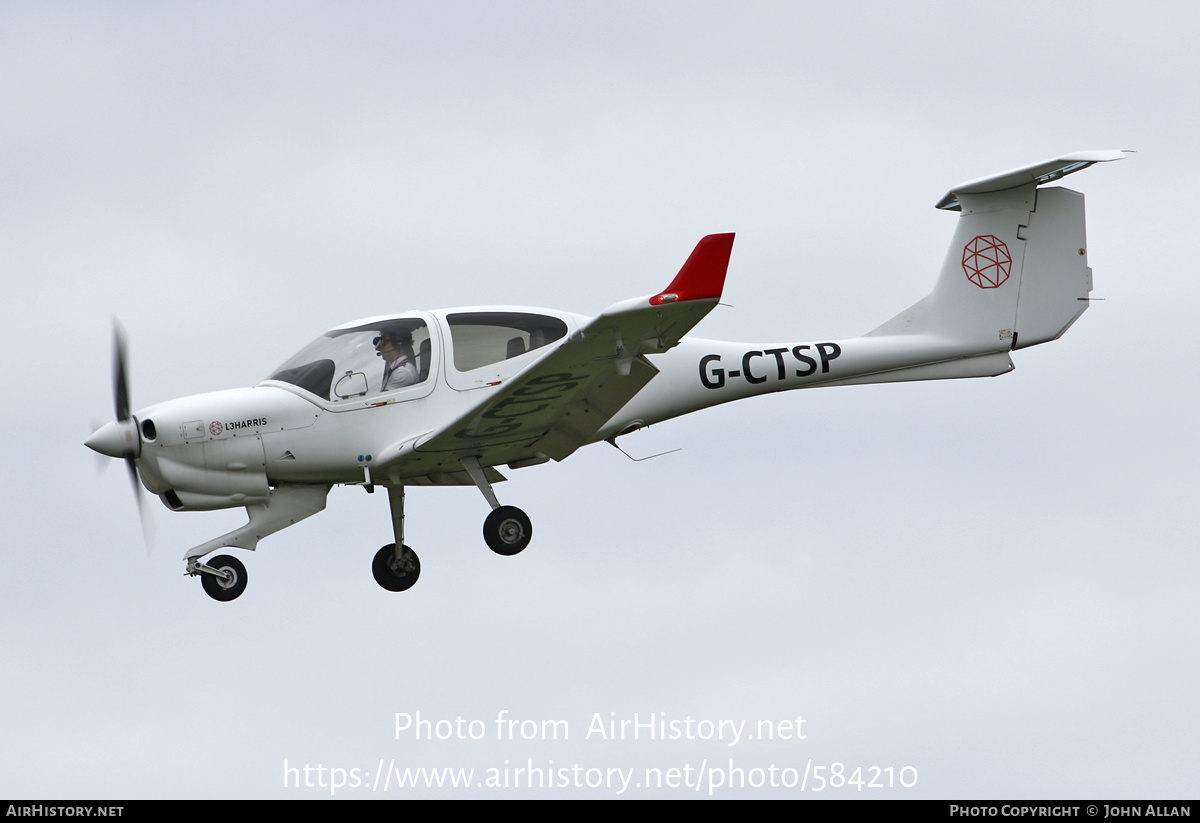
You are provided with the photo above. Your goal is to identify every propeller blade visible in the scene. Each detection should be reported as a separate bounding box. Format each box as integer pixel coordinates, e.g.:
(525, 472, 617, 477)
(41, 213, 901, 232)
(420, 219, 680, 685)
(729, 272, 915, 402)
(94, 318, 153, 554)
(113, 319, 130, 422)
(126, 457, 154, 554)
(125, 456, 143, 511)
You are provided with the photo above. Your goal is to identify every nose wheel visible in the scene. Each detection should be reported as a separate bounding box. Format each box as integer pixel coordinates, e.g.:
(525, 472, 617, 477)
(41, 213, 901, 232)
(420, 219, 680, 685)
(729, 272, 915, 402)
(483, 506, 532, 556)
(373, 543, 420, 592)
(199, 554, 248, 602)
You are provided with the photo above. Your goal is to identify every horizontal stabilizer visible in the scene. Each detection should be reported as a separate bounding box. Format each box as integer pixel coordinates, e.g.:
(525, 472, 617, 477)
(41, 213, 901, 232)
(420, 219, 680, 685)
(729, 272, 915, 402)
(936, 150, 1128, 211)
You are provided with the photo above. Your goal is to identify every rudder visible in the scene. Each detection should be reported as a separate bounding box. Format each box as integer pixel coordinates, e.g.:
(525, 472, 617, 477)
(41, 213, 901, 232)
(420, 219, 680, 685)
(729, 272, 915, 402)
(1013, 186, 1091, 349)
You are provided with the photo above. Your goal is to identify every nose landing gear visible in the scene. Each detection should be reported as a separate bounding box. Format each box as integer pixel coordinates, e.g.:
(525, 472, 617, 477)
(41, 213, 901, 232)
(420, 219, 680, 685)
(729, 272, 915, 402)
(196, 554, 248, 602)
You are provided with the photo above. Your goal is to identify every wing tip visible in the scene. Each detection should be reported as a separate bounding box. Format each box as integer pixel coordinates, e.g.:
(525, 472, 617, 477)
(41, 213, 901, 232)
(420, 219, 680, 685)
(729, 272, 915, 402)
(651, 233, 735, 305)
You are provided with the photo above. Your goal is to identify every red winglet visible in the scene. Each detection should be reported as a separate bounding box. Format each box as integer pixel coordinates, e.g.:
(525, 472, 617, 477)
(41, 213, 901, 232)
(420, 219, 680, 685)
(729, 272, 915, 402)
(650, 233, 735, 306)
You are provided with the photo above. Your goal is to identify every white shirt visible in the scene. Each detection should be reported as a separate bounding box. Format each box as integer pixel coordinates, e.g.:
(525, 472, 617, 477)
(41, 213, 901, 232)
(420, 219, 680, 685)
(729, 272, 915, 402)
(382, 356, 417, 391)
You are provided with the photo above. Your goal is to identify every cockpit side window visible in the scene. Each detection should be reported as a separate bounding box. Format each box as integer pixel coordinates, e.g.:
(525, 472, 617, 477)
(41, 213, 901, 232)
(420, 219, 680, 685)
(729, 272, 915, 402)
(447, 312, 567, 372)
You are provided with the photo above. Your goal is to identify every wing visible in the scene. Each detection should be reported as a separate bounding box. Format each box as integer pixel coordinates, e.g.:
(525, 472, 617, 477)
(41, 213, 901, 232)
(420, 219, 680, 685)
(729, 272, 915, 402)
(382, 234, 734, 481)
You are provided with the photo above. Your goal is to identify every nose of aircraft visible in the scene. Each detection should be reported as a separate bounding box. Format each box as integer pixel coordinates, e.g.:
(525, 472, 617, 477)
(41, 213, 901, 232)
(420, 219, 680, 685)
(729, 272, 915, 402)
(86, 418, 140, 459)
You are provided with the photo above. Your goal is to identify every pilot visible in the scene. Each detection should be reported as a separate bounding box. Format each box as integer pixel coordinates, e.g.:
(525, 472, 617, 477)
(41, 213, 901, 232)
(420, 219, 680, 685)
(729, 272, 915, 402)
(375, 328, 418, 391)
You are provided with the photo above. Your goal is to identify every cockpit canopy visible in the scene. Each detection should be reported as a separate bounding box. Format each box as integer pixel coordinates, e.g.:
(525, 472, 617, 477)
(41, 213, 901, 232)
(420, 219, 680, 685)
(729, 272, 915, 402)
(265, 311, 570, 402)
(267, 317, 431, 402)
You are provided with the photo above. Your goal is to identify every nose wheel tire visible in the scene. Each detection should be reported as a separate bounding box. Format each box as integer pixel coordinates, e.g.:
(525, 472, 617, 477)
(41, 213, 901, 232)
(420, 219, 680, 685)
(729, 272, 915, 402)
(483, 506, 532, 556)
(201, 554, 248, 602)
(373, 543, 420, 592)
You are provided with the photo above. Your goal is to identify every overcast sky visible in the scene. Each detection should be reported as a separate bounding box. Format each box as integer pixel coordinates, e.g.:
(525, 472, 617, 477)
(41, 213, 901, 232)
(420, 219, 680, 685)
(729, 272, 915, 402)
(3, 1, 1197, 798)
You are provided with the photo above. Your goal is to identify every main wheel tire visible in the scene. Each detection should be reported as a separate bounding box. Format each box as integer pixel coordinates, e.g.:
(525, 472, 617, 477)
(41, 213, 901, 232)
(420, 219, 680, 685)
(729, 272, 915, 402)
(483, 506, 532, 556)
(373, 543, 420, 592)
(201, 554, 248, 602)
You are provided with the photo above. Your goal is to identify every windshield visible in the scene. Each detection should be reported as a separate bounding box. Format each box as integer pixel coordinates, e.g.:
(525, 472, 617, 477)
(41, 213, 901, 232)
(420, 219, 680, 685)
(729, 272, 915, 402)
(267, 318, 431, 401)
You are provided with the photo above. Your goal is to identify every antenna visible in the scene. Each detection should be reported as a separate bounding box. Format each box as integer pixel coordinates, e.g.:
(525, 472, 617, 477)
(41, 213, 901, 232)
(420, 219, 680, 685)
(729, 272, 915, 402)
(606, 437, 681, 462)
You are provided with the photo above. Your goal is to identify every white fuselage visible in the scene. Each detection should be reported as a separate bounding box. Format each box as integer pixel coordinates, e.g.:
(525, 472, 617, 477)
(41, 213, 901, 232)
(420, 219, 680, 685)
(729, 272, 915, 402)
(130, 304, 1010, 513)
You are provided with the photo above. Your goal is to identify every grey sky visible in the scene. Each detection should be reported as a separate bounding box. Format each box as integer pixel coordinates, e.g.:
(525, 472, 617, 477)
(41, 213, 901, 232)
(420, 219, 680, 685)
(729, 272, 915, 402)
(3, 2, 1196, 798)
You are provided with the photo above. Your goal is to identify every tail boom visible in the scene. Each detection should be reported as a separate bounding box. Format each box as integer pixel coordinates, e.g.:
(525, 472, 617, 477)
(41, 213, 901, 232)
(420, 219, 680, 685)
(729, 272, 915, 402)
(595, 152, 1125, 437)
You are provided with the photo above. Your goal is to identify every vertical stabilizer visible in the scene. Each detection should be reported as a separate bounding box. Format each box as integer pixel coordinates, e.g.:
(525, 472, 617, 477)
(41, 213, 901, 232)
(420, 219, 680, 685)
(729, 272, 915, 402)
(867, 151, 1125, 355)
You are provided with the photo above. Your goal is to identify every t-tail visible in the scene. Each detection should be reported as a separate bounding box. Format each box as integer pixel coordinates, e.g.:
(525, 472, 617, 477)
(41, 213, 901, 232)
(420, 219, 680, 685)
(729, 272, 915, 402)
(862, 149, 1129, 373)
(602, 151, 1128, 433)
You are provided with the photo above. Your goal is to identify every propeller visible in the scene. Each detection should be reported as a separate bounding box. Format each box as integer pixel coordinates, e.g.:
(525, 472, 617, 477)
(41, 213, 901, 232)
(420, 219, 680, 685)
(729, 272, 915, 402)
(113, 322, 147, 531)
(86, 319, 153, 551)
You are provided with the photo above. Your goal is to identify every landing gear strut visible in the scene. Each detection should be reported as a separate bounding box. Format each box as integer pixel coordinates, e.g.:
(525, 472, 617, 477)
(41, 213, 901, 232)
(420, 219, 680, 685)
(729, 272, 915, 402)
(373, 485, 421, 592)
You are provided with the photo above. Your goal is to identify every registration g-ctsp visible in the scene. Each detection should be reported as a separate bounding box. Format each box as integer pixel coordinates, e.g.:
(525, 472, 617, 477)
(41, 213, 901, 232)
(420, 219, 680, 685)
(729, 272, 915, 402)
(698, 343, 842, 389)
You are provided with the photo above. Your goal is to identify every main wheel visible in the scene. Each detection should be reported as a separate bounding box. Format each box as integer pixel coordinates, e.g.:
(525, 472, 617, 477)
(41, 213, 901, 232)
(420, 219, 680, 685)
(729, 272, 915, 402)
(201, 554, 248, 602)
(373, 543, 420, 592)
(483, 506, 532, 556)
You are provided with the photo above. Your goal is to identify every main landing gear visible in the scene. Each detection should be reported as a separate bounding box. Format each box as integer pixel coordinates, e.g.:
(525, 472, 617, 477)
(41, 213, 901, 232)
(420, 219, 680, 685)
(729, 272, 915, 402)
(483, 506, 532, 556)
(461, 456, 533, 559)
(373, 544, 420, 591)
(371, 460, 533, 593)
